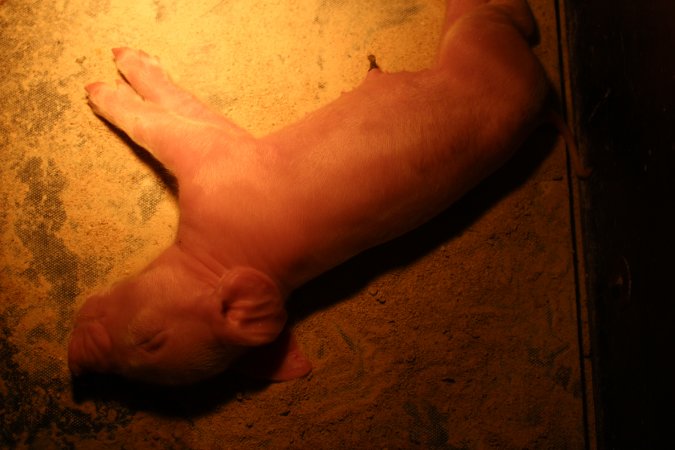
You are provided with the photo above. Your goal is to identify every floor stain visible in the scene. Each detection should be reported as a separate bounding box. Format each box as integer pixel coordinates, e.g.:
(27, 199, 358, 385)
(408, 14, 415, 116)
(15, 157, 80, 337)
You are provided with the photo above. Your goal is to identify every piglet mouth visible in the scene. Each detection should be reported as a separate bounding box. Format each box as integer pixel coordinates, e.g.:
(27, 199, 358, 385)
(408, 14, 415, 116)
(68, 320, 114, 376)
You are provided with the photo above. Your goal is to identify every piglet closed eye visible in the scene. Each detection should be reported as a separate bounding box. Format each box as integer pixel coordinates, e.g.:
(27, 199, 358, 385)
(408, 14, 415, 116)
(69, 0, 549, 385)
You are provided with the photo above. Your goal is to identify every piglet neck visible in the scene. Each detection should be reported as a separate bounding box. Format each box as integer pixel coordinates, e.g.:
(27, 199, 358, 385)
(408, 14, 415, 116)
(170, 239, 292, 300)
(146, 244, 222, 292)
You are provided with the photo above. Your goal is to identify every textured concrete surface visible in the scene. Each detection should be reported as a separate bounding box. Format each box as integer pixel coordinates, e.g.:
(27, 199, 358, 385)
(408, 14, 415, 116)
(1, 0, 592, 448)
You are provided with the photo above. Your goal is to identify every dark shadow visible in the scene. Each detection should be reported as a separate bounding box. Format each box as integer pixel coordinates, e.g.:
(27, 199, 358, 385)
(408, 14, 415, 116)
(70, 370, 271, 418)
(529, 10, 543, 47)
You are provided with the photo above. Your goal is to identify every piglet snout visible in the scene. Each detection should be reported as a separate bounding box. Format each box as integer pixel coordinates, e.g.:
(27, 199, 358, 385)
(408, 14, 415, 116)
(68, 318, 113, 376)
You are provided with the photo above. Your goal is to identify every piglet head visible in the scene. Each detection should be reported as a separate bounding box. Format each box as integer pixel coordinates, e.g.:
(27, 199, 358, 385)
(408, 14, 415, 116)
(68, 260, 306, 385)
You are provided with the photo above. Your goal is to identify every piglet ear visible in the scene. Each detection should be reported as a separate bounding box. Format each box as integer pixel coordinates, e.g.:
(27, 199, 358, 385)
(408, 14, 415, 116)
(213, 267, 286, 346)
(233, 329, 312, 381)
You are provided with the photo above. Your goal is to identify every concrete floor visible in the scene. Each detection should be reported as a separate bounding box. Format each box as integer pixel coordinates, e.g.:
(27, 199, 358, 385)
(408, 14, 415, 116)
(0, 0, 593, 448)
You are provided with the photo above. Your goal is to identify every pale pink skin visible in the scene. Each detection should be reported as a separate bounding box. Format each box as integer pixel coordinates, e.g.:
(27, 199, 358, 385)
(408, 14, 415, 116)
(69, 0, 549, 385)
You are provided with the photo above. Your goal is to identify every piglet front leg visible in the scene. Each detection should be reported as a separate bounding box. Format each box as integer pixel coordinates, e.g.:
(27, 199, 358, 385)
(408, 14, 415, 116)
(86, 48, 255, 181)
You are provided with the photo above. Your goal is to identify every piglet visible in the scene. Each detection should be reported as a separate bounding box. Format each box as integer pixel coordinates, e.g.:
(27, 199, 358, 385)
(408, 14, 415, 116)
(69, 0, 549, 385)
